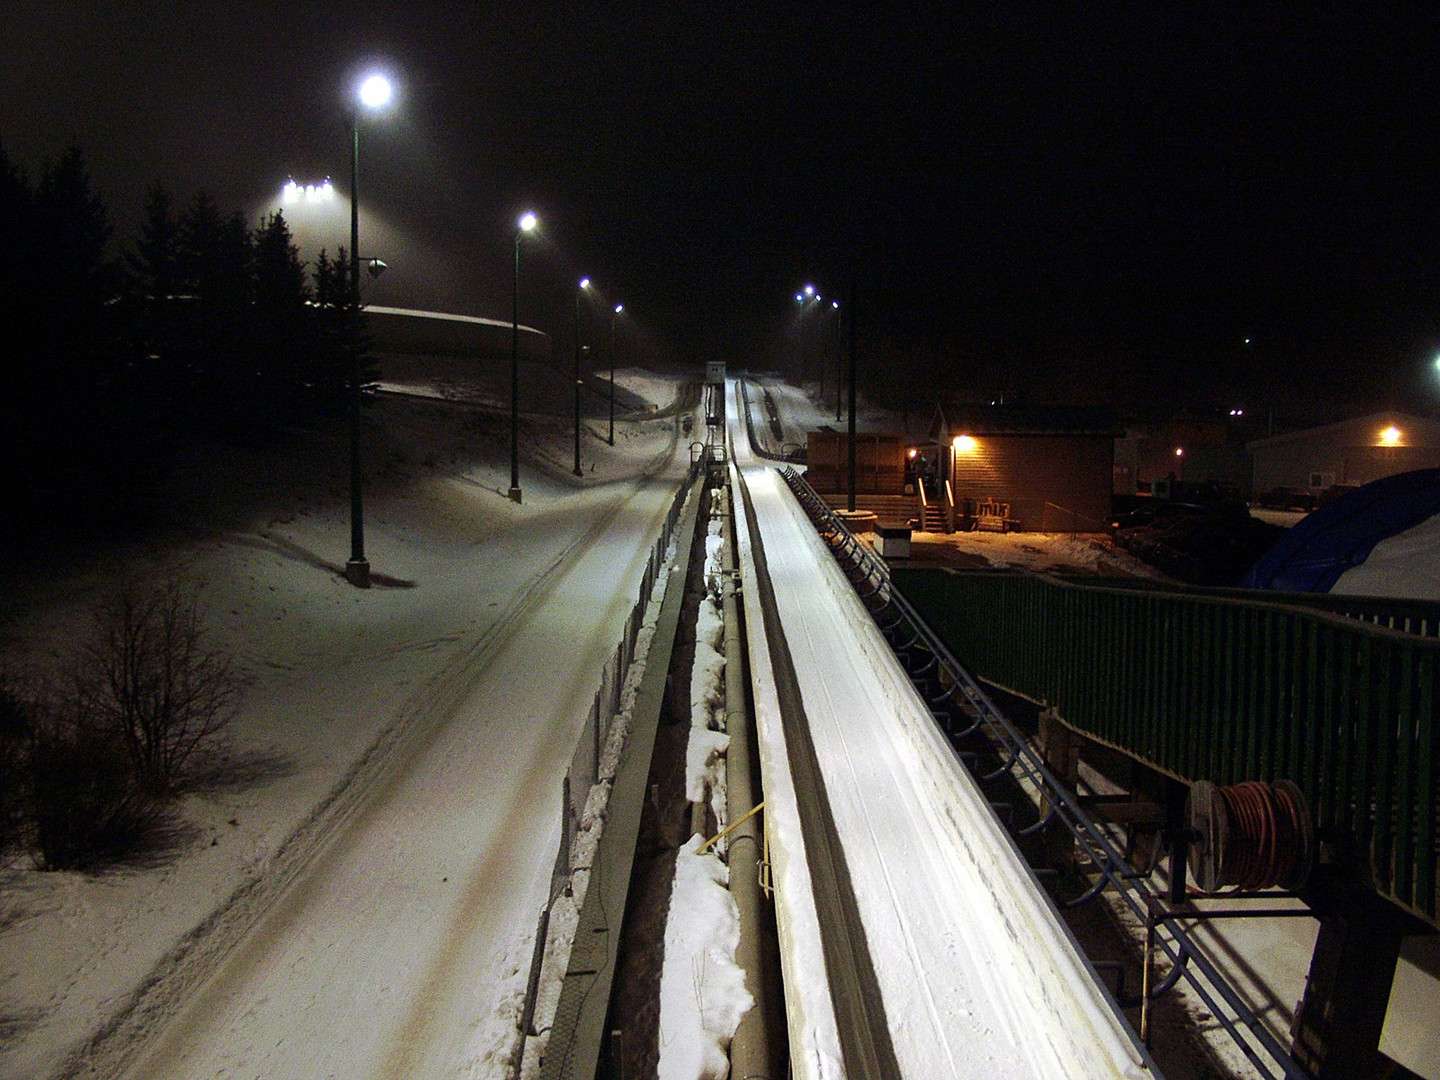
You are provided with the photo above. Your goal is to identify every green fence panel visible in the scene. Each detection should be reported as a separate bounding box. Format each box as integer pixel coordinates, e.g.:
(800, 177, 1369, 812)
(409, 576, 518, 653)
(892, 566, 1440, 926)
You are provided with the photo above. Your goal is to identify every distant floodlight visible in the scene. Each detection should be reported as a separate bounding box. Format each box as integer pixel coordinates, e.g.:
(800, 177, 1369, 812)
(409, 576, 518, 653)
(579, 277, 591, 289)
(831, 299, 839, 309)
(615, 303, 624, 314)
(804, 284, 815, 297)
(358, 74, 392, 109)
(1176, 447, 1184, 457)
(282, 179, 335, 205)
(519, 211, 538, 232)
(795, 293, 804, 303)
(1380, 425, 1402, 445)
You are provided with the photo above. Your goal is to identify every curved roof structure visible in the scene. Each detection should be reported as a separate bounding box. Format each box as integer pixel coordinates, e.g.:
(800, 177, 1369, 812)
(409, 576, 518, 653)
(1241, 468, 1440, 596)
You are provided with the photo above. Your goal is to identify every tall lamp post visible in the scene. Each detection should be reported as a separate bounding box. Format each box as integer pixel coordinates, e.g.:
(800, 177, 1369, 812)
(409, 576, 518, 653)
(510, 211, 537, 503)
(574, 277, 590, 476)
(345, 71, 392, 589)
(609, 303, 623, 446)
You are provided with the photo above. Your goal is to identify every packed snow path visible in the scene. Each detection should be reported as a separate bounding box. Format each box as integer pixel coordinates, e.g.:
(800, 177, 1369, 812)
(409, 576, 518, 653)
(84, 458, 693, 1080)
(726, 379, 1153, 1079)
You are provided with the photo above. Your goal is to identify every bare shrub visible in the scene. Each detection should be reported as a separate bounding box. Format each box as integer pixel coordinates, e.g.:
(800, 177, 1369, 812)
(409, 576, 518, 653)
(26, 696, 159, 870)
(77, 578, 243, 796)
(0, 673, 35, 856)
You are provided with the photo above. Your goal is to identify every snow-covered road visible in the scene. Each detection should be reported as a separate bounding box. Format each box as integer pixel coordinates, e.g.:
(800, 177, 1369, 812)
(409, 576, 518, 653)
(728, 380, 1153, 1079)
(52, 431, 695, 1080)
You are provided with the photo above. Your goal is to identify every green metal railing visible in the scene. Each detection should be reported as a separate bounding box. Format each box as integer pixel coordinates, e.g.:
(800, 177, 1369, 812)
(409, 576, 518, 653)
(893, 567, 1440, 927)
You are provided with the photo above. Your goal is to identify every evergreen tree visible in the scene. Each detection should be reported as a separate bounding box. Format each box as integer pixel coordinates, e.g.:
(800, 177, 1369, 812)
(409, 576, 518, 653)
(123, 183, 188, 424)
(176, 194, 254, 433)
(252, 210, 312, 425)
(310, 247, 372, 415)
(0, 147, 166, 537)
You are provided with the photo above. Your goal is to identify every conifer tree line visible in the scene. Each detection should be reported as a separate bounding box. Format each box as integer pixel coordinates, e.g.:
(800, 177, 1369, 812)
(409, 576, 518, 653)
(0, 144, 370, 541)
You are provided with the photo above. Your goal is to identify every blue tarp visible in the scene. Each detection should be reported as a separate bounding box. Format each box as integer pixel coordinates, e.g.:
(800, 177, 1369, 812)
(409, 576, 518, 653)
(1241, 468, 1440, 592)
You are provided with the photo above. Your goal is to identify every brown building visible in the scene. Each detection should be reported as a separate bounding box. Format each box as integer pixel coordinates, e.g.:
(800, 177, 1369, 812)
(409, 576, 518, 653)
(1248, 411, 1440, 496)
(935, 405, 1120, 532)
(804, 431, 907, 494)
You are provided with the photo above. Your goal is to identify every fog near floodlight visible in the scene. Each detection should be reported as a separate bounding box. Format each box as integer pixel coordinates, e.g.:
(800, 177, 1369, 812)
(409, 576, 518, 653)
(359, 74, 392, 109)
(519, 212, 538, 232)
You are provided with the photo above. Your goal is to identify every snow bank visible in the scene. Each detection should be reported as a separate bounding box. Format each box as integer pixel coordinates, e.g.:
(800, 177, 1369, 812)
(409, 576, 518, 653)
(686, 508, 728, 818)
(657, 836, 753, 1080)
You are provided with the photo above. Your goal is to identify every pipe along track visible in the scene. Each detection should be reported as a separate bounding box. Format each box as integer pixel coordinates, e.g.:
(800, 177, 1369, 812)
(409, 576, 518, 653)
(539, 466, 787, 1079)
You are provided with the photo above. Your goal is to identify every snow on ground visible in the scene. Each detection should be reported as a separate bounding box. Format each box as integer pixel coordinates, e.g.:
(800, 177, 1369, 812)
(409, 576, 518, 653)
(0, 366, 692, 1080)
(909, 528, 1166, 578)
(659, 836, 751, 1080)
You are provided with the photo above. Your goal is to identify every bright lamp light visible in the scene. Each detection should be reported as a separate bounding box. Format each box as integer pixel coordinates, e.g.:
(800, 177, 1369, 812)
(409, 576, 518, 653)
(953, 435, 977, 452)
(1380, 426, 1402, 445)
(519, 212, 538, 232)
(358, 74, 392, 109)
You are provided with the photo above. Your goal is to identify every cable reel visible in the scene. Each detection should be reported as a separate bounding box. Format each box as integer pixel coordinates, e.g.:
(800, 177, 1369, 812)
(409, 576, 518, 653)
(1186, 779, 1313, 892)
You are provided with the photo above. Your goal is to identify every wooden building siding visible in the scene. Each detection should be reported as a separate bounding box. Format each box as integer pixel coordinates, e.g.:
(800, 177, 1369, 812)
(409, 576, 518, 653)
(805, 431, 907, 494)
(951, 434, 1112, 531)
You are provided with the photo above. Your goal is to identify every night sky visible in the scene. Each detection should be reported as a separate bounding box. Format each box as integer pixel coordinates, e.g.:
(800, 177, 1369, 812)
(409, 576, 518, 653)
(5, 3, 1440, 417)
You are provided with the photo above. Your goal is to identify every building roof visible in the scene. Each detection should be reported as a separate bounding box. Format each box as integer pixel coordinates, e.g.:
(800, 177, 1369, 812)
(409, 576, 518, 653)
(931, 404, 1122, 439)
(1245, 411, 1440, 451)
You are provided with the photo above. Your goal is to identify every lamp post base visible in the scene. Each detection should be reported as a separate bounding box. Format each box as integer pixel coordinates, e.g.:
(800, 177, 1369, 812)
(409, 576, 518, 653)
(573, 466, 584, 477)
(509, 486, 523, 504)
(345, 557, 372, 588)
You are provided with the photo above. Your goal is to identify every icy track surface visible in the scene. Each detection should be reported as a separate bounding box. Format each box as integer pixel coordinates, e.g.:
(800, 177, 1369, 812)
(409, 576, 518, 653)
(727, 380, 1151, 1079)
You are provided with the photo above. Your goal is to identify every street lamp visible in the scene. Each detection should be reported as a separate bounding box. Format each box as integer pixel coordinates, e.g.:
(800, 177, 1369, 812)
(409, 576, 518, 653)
(345, 71, 392, 589)
(609, 303, 624, 446)
(510, 211, 537, 503)
(574, 277, 590, 476)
